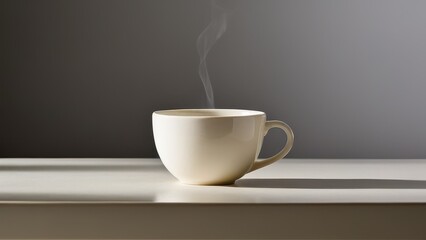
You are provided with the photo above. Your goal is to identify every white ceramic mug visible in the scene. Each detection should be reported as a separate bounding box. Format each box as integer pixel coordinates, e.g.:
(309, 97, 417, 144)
(152, 109, 294, 185)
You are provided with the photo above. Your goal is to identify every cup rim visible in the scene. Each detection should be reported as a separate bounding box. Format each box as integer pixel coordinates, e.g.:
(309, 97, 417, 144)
(153, 109, 265, 118)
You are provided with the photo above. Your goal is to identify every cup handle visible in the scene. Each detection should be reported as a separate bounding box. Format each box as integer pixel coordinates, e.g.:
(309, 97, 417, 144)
(249, 120, 294, 172)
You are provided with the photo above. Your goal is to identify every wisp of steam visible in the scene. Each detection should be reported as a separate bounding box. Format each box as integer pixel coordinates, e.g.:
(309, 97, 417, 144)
(196, 0, 228, 109)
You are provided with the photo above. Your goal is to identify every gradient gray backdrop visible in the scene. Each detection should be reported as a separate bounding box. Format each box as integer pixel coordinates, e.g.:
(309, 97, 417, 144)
(1, 0, 426, 158)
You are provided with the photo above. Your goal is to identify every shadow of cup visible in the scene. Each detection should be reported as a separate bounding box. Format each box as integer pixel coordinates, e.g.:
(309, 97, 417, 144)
(234, 178, 426, 189)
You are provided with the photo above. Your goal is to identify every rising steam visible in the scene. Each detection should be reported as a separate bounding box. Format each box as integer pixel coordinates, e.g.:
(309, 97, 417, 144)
(196, 0, 228, 108)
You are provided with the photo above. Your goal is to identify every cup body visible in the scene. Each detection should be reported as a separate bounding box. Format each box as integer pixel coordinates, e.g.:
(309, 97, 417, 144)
(153, 109, 266, 185)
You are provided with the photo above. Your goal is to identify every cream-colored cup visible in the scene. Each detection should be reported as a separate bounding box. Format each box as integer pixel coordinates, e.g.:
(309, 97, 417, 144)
(152, 109, 294, 185)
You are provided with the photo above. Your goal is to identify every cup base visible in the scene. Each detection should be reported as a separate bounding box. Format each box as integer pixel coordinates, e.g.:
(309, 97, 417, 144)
(179, 180, 236, 186)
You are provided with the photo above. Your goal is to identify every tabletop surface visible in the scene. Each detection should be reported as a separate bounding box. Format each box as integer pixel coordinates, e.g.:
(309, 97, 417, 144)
(1, 158, 426, 203)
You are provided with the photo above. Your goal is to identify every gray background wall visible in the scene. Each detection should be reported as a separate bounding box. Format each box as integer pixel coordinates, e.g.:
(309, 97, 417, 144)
(1, 0, 426, 158)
